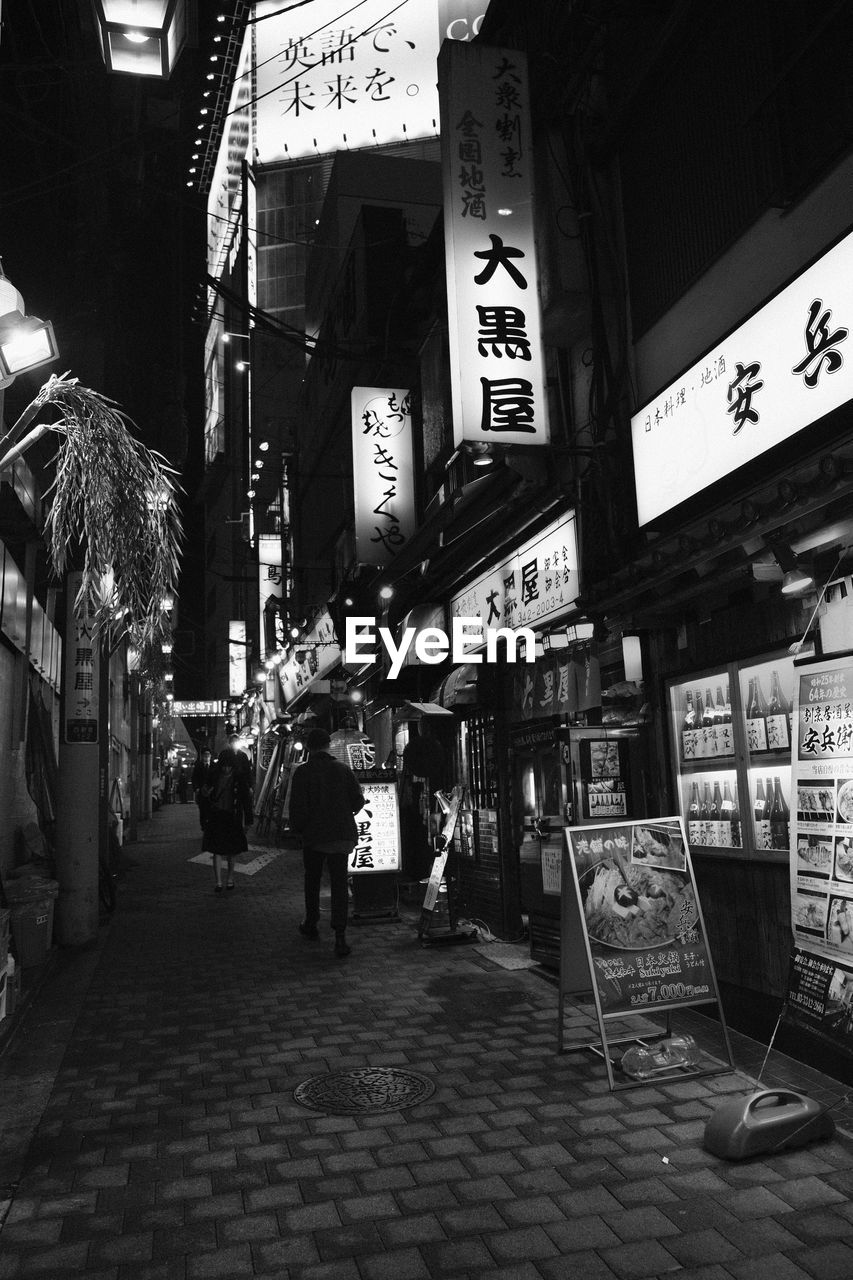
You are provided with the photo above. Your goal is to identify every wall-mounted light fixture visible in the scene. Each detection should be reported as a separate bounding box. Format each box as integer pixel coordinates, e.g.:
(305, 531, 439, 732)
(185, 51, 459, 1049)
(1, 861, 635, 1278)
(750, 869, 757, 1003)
(774, 542, 815, 597)
(0, 267, 59, 383)
(621, 633, 644, 682)
(92, 1, 188, 79)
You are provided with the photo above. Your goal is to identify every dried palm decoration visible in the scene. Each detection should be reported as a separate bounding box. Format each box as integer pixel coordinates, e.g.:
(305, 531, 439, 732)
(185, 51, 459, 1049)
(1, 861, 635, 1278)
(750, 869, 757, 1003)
(0, 373, 183, 649)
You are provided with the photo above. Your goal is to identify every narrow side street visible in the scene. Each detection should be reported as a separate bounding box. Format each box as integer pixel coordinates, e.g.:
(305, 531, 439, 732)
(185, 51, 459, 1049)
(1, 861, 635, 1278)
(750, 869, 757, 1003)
(2, 804, 853, 1280)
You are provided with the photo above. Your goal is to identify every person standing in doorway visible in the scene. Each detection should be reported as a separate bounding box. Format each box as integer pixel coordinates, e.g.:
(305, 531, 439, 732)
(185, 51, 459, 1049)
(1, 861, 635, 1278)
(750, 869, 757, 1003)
(289, 727, 365, 957)
(191, 747, 214, 831)
(204, 747, 254, 894)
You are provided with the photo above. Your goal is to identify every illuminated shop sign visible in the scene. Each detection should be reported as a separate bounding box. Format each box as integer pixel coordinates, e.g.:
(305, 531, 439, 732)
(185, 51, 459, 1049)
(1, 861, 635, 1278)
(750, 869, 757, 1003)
(258, 534, 285, 658)
(631, 228, 853, 526)
(229, 619, 247, 697)
(450, 510, 579, 640)
(439, 40, 549, 448)
(206, 26, 251, 283)
(351, 387, 415, 567)
(254, 0, 435, 164)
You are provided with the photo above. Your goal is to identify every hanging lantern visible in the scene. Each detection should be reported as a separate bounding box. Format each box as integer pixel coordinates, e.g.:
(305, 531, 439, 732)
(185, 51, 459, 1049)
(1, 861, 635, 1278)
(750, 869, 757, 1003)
(92, 1, 188, 79)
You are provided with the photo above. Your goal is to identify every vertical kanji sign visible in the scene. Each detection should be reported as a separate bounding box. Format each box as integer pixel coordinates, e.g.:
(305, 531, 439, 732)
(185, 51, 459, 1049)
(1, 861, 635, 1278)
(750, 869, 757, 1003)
(351, 387, 415, 567)
(439, 40, 549, 448)
(63, 570, 99, 744)
(350, 780, 401, 874)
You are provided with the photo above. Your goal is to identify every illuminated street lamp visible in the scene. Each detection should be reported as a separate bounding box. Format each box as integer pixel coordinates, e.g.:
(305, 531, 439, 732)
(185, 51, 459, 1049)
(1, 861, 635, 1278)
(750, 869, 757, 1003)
(92, 0, 188, 79)
(0, 268, 59, 384)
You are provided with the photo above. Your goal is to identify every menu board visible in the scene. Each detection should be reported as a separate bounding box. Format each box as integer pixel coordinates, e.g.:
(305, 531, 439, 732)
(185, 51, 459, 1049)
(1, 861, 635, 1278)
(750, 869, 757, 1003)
(350, 781, 401, 875)
(787, 655, 853, 1056)
(562, 817, 718, 1016)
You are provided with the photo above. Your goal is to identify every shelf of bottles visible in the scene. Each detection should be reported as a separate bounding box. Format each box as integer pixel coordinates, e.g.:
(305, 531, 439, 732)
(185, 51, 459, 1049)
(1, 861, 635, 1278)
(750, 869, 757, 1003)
(738, 657, 794, 855)
(669, 651, 804, 860)
(675, 672, 741, 850)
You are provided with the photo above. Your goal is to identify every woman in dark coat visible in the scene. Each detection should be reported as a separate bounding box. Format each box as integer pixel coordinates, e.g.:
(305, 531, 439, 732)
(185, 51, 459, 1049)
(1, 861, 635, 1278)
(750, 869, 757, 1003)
(203, 747, 254, 893)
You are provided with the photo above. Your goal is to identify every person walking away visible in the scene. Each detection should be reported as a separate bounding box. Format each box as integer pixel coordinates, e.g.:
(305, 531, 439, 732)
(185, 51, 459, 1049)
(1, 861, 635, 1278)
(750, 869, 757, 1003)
(191, 747, 214, 831)
(177, 764, 189, 804)
(289, 727, 365, 957)
(204, 747, 254, 893)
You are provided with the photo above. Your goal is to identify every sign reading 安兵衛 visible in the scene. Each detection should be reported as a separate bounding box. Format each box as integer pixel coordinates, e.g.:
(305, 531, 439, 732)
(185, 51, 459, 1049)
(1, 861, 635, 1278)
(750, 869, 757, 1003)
(351, 388, 416, 567)
(631, 227, 853, 526)
(439, 40, 549, 449)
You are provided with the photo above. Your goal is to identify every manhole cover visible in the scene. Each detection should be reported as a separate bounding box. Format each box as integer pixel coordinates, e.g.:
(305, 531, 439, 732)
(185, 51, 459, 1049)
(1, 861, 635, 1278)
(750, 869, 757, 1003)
(294, 1066, 436, 1115)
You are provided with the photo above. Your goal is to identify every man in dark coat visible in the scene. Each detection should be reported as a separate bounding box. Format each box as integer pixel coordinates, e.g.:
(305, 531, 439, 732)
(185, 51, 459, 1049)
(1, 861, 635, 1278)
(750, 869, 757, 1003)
(289, 727, 365, 957)
(191, 747, 214, 830)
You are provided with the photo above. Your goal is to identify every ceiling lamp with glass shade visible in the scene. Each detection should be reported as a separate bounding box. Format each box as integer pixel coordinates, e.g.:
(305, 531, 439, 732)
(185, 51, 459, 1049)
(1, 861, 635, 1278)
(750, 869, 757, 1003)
(91, 1, 189, 79)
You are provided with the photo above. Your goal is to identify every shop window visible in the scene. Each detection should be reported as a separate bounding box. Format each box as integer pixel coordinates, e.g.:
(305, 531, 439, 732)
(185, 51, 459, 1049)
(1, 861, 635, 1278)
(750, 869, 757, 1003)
(459, 712, 498, 810)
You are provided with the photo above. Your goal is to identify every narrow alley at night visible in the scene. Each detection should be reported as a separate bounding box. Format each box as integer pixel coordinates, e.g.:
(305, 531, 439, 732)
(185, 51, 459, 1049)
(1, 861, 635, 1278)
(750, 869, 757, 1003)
(3, 2, 853, 1277)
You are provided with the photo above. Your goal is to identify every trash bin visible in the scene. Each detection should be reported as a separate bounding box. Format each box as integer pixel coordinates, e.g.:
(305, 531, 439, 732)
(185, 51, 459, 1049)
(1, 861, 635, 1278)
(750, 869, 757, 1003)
(3, 879, 58, 969)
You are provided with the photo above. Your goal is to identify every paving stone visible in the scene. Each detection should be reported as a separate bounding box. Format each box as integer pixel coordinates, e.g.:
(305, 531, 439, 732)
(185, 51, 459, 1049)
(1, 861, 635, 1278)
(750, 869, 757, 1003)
(358, 1246, 433, 1280)
(598, 1237, 684, 1278)
(790, 1240, 853, 1280)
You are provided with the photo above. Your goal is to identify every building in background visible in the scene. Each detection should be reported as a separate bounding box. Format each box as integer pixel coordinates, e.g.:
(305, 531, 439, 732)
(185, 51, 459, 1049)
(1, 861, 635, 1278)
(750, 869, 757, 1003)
(192, 0, 853, 1058)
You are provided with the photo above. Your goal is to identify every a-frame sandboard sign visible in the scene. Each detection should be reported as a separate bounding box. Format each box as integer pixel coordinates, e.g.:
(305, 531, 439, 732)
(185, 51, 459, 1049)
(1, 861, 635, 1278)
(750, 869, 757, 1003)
(417, 786, 476, 942)
(558, 815, 735, 1090)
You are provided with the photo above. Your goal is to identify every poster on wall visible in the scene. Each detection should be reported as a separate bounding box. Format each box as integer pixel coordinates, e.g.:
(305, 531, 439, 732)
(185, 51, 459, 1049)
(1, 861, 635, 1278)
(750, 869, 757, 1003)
(580, 738, 628, 821)
(786, 654, 853, 1056)
(63, 570, 98, 744)
(562, 817, 718, 1017)
(350, 780, 401, 874)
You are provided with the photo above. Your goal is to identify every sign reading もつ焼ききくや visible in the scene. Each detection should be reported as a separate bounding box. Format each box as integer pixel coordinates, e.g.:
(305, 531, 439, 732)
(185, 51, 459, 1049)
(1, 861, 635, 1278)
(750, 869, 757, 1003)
(439, 40, 549, 448)
(631, 228, 853, 525)
(351, 388, 415, 567)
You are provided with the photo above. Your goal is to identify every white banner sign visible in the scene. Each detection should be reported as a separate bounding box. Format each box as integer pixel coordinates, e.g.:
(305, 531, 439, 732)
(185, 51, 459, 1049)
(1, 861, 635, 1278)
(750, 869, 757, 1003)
(350, 780, 401, 874)
(258, 534, 285, 658)
(439, 40, 549, 448)
(254, 0, 438, 164)
(229, 620, 247, 697)
(279, 607, 342, 704)
(351, 387, 415, 567)
(631, 227, 853, 525)
(450, 510, 579, 638)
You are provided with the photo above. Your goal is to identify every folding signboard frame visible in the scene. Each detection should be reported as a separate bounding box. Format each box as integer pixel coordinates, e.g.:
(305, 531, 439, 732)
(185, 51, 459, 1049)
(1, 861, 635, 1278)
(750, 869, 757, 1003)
(557, 815, 736, 1091)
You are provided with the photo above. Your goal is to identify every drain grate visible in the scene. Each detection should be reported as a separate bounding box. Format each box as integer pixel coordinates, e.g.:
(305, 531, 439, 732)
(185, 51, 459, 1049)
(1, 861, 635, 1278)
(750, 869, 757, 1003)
(294, 1066, 436, 1115)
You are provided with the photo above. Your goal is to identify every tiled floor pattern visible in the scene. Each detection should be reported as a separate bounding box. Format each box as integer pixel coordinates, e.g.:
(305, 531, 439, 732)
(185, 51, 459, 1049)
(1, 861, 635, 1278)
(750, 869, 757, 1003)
(1, 803, 852, 1278)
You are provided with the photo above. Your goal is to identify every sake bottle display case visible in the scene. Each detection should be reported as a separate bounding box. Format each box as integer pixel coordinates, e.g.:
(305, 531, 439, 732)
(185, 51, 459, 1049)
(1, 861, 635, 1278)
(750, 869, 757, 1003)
(668, 650, 808, 861)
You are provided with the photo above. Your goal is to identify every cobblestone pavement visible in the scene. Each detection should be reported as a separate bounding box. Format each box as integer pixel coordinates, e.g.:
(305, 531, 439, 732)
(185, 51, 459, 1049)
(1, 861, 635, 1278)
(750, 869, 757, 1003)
(2, 803, 853, 1279)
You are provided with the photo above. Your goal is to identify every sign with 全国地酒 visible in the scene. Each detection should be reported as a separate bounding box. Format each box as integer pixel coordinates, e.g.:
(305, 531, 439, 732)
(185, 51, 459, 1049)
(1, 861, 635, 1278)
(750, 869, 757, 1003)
(439, 39, 549, 449)
(631, 227, 853, 526)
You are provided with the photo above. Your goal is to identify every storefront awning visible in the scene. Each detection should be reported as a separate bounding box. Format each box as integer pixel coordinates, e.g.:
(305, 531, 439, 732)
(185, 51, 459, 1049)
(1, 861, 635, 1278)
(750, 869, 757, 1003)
(395, 603, 445, 667)
(394, 700, 453, 719)
(437, 664, 481, 707)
